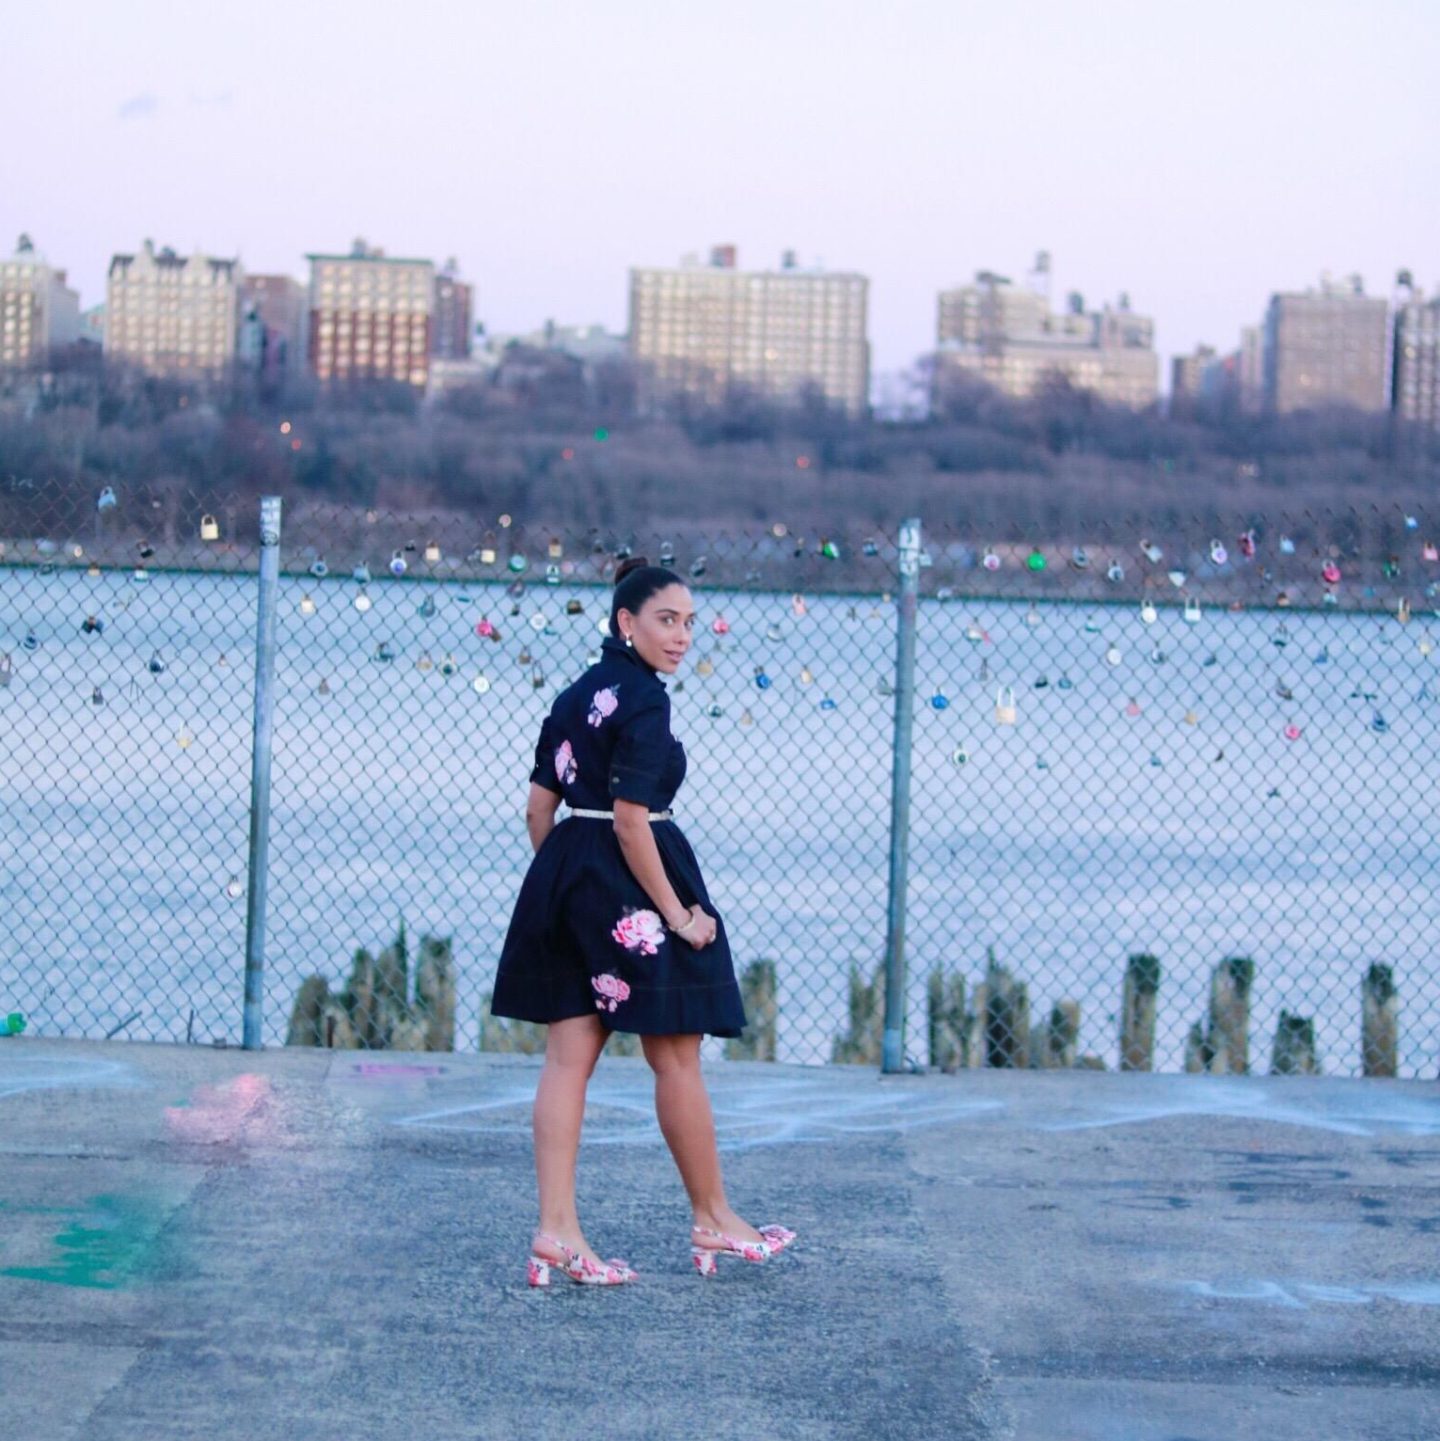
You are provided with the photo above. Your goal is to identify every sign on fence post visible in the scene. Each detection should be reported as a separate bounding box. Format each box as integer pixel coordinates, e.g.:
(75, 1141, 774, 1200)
(242, 496, 283, 1049)
(882, 519, 922, 1074)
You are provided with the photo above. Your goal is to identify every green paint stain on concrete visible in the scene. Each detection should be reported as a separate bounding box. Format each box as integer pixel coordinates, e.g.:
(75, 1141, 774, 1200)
(1, 1193, 169, 1290)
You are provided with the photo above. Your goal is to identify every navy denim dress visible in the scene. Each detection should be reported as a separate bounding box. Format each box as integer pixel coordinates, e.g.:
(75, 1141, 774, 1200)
(489, 635, 747, 1038)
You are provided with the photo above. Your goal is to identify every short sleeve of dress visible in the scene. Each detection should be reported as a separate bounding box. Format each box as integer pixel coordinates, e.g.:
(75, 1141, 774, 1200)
(608, 690, 671, 805)
(528, 714, 563, 794)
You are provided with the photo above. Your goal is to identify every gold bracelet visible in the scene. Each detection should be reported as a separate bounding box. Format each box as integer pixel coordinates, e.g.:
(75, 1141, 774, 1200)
(669, 908, 698, 935)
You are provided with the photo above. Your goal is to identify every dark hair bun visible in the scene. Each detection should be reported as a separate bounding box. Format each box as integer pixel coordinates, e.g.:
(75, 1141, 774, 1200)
(614, 555, 650, 585)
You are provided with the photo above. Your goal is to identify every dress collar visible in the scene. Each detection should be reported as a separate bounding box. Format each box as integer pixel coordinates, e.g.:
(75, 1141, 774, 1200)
(600, 632, 661, 679)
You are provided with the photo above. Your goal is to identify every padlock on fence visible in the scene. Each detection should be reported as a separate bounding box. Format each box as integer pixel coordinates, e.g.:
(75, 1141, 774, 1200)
(994, 685, 1017, 725)
(199, 514, 220, 542)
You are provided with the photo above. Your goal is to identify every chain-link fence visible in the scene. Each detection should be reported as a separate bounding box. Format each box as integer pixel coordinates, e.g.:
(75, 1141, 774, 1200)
(2, 480, 1437, 1076)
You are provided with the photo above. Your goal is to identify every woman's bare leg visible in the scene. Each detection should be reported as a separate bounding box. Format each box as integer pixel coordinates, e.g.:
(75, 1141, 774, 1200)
(641, 1033, 764, 1243)
(532, 1013, 608, 1264)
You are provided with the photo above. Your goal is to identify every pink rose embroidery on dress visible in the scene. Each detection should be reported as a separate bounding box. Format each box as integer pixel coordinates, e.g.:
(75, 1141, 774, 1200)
(554, 739, 577, 786)
(588, 685, 620, 727)
(611, 908, 665, 956)
(592, 973, 631, 1013)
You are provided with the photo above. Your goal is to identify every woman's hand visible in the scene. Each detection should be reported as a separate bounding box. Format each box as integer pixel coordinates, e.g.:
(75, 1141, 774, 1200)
(672, 905, 718, 949)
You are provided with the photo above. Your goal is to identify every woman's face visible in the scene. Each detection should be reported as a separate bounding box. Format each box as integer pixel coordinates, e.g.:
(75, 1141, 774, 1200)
(618, 583, 695, 675)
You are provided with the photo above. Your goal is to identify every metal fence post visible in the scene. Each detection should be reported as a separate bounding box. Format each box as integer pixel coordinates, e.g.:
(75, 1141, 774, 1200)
(242, 496, 283, 1049)
(882, 518, 921, 1074)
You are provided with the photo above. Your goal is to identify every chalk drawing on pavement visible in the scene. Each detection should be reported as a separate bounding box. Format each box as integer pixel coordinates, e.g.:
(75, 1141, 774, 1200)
(1033, 1078, 1440, 1138)
(0, 1193, 171, 1290)
(394, 1075, 1005, 1149)
(0, 1054, 141, 1101)
(1166, 1278, 1440, 1309)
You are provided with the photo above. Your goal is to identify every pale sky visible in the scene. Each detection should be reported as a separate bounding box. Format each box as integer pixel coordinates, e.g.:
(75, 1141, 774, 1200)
(5, 0, 1437, 393)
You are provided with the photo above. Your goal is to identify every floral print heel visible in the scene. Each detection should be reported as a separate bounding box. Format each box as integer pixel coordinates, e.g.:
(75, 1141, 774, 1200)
(690, 1223, 797, 1276)
(527, 1232, 637, 1288)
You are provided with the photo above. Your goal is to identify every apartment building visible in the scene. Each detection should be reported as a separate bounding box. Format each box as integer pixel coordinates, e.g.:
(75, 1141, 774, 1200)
(629, 246, 869, 415)
(1, 234, 81, 369)
(306, 240, 434, 387)
(104, 239, 240, 378)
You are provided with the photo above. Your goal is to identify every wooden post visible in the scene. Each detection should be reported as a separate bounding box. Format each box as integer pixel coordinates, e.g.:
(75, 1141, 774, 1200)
(1120, 954, 1161, 1072)
(479, 995, 547, 1054)
(964, 981, 988, 1069)
(1183, 1021, 1207, 1074)
(727, 959, 779, 1061)
(375, 927, 409, 1047)
(341, 948, 379, 1049)
(414, 936, 456, 1052)
(984, 951, 1029, 1068)
(1209, 957, 1255, 1074)
(285, 976, 330, 1047)
(1031, 1000, 1079, 1069)
(320, 996, 357, 1049)
(1361, 963, 1398, 1078)
(1271, 1010, 1318, 1074)
(926, 967, 966, 1073)
(832, 963, 885, 1065)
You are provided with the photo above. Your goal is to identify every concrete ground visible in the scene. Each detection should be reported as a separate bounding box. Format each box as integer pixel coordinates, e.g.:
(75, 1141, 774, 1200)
(1, 1038, 1437, 1441)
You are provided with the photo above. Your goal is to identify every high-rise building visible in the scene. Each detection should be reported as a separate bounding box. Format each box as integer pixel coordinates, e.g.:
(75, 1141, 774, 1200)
(306, 240, 434, 387)
(628, 246, 870, 415)
(104, 239, 240, 378)
(432, 260, 473, 360)
(1170, 345, 1218, 414)
(1262, 275, 1389, 414)
(1392, 284, 1440, 431)
(934, 262, 1158, 409)
(1236, 325, 1264, 414)
(1, 234, 81, 370)
(239, 274, 307, 389)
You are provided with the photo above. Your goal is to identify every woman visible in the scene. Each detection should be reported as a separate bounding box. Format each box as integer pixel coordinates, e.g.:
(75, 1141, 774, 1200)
(490, 557, 795, 1286)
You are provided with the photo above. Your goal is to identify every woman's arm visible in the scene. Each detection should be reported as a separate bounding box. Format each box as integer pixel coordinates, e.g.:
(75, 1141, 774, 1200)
(613, 800, 717, 946)
(525, 784, 562, 853)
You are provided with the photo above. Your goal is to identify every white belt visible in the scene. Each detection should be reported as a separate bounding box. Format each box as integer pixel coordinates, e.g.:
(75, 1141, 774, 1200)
(569, 807, 673, 822)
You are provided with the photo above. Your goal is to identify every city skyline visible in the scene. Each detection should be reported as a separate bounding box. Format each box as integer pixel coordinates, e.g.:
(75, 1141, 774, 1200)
(5, 0, 1437, 392)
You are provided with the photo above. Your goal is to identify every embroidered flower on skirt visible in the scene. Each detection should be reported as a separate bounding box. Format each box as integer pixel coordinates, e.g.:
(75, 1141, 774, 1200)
(587, 685, 620, 727)
(554, 739, 577, 786)
(592, 972, 632, 1012)
(611, 908, 665, 956)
